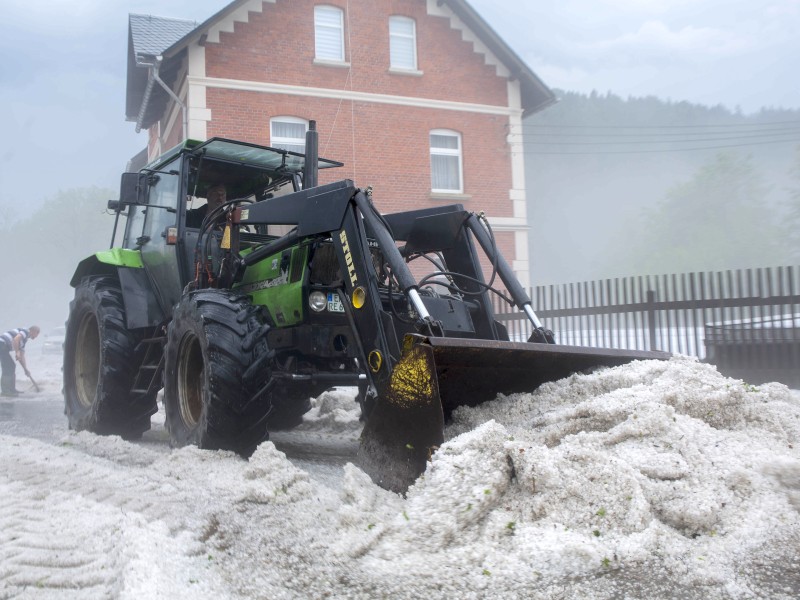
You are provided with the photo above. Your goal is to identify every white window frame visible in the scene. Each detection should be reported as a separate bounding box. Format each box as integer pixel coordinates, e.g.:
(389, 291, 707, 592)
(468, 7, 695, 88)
(389, 16, 417, 71)
(430, 129, 463, 194)
(270, 117, 308, 153)
(314, 5, 345, 62)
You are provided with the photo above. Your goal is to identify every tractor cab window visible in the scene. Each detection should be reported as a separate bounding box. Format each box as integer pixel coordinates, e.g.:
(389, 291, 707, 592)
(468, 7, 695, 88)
(142, 159, 181, 244)
(122, 160, 181, 249)
(122, 198, 146, 250)
(139, 156, 183, 311)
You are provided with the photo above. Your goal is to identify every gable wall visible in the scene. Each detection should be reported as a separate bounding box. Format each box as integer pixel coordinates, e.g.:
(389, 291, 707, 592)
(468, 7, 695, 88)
(163, 0, 531, 283)
(204, 0, 509, 106)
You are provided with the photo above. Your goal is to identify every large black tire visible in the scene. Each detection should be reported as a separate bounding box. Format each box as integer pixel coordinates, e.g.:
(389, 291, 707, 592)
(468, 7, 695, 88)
(63, 276, 158, 438)
(163, 290, 272, 456)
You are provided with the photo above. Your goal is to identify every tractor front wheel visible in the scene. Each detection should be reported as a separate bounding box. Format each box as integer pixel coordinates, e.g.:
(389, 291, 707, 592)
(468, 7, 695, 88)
(63, 276, 157, 438)
(163, 290, 271, 456)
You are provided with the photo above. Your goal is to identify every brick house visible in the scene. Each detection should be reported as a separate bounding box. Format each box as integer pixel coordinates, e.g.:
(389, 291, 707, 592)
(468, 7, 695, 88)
(126, 0, 554, 286)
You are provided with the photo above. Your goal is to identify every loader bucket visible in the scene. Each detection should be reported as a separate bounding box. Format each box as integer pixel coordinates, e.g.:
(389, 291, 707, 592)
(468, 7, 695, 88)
(358, 335, 670, 493)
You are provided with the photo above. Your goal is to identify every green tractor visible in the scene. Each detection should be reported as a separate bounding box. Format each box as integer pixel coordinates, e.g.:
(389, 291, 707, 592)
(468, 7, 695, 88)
(64, 123, 667, 492)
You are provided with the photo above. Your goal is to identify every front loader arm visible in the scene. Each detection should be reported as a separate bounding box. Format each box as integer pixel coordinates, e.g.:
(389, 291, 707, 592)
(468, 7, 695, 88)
(331, 192, 404, 389)
(463, 214, 554, 343)
(338, 191, 455, 492)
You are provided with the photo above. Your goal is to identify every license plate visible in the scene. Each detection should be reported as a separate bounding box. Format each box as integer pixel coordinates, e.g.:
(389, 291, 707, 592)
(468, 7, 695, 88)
(327, 292, 345, 313)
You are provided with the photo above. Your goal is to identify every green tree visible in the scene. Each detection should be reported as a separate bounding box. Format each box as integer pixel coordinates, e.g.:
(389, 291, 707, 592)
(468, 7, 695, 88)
(0, 186, 116, 330)
(614, 152, 784, 275)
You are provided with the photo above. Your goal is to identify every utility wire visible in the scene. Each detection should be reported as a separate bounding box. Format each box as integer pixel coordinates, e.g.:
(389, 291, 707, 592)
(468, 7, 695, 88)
(522, 131, 800, 146)
(513, 126, 800, 140)
(516, 136, 800, 155)
(520, 119, 800, 130)
(507, 119, 800, 153)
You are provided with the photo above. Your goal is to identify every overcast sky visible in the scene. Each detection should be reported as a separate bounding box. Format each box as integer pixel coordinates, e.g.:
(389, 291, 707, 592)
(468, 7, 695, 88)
(1, 0, 798, 219)
(473, 0, 800, 112)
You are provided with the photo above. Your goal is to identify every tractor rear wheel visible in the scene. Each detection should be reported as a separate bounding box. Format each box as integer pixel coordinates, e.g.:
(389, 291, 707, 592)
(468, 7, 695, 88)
(163, 290, 271, 456)
(63, 276, 157, 438)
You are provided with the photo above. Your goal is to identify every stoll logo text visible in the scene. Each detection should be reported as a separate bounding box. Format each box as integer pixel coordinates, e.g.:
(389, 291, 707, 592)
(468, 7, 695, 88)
(339, 230, 358, 287)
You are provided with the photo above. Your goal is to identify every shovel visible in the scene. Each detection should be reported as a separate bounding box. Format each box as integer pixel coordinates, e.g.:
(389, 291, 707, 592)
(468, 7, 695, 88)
(25, 370, 40, 393)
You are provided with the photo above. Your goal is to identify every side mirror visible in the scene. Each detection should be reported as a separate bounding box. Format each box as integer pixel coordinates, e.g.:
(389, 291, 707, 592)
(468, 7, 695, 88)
(119, 172, 140, 206)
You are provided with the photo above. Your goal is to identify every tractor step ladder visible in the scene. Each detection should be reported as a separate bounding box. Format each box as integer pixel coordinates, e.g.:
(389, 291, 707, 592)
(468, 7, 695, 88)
(131, 336, 165, 398)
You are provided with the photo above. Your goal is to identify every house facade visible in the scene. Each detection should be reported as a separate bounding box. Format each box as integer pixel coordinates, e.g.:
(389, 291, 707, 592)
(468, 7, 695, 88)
(126, 0, 554, 286)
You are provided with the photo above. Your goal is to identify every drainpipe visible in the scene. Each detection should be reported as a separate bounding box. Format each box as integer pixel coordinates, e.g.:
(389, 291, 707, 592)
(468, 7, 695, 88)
(135, 71, 155, 133)
(135, 55, 188, 140)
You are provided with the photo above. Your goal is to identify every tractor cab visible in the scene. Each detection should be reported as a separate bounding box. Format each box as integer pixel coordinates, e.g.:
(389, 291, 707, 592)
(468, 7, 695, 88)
(111, 137, 342, 318)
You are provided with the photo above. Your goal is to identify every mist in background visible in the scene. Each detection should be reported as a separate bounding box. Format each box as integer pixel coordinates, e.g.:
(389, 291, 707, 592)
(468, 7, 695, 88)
(524, 91, 800, 285)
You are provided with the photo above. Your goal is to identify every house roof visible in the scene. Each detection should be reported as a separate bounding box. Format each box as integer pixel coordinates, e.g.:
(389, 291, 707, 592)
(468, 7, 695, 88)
(126, 0, 555, 128)
(126, 14, 199, 127)
(440, 0, 555, 115)
(129, 13, 198, 57)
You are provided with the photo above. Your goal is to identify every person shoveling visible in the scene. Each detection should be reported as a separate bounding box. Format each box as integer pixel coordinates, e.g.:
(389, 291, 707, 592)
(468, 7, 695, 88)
(0, 326, 40, 397)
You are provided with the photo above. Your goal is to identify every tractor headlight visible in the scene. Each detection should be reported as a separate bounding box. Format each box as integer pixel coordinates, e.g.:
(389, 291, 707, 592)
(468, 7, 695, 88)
(309, 291, 327, 312)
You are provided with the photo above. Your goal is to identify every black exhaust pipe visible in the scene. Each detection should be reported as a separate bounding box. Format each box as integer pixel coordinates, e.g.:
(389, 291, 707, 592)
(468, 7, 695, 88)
(303, 120, 319, 189)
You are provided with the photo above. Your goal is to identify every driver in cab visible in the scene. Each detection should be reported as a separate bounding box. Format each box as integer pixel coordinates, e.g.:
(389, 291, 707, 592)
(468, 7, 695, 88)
(186, 184, 226, 229)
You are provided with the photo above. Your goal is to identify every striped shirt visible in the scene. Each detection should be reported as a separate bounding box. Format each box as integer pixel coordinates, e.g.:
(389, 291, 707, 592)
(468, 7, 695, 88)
(0, 329, 30, 351)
